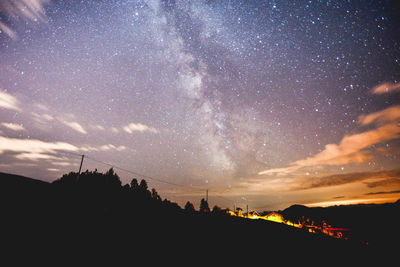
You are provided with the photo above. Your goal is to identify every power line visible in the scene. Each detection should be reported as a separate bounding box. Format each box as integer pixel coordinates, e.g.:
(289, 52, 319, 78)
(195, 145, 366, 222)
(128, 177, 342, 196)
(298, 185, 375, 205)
(54, 150, 238, 207)
(55, 150, 189, 188)
(211, 194, 236, 204)
(85, 155, 187, 187)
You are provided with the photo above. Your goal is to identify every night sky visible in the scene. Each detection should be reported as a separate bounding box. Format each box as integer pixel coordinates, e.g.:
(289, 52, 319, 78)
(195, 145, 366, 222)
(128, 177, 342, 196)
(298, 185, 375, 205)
(1, 0, 399, 210)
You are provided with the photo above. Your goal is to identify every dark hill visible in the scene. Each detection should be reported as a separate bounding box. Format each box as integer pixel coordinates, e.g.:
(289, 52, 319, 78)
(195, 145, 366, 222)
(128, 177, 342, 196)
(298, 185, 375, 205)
(1, 172, 51, 215)
(0, 172, 49, 189)
(1, 171, 382, 263)
(282, 204, 310, 215)
(281, 201, 400, 249)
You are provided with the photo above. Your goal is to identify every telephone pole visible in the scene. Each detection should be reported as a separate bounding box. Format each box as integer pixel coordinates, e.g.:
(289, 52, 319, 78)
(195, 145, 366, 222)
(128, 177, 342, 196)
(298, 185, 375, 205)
(206, 189, 208, 203)
(76, 154, 84, 182)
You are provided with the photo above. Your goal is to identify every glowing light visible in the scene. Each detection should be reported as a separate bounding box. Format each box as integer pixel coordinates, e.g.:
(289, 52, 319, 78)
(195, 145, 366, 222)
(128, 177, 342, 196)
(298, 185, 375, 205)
(226, 210, 350, 239)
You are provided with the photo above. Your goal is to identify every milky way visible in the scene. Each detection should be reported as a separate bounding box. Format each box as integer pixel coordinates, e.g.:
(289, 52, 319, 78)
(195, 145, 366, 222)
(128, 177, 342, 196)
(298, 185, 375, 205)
(1, 0, 399, 210)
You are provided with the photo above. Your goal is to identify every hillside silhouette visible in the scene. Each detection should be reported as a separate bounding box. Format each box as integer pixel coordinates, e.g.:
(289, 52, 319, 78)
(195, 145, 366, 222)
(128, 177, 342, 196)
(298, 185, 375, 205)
(1, 170, 393, 262)
(281, 201, 400, 247)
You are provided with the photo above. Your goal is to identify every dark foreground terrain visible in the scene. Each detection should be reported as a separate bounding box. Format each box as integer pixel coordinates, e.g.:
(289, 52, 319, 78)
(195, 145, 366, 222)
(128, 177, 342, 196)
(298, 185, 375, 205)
(1, 171, 396, 263)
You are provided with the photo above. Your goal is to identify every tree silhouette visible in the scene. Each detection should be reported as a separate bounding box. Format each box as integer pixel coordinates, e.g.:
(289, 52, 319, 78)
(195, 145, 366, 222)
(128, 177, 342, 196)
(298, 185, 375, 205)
(139, 179, 148, 191)
(130, 178, 139, 190)
(200, 198, 210, 213)
(138, 179, 151, 199)
(212, 205, 224, 215)
(51, 168, 123, 215)
(184, 201, 196, 213)
(151, 188, 161, 201)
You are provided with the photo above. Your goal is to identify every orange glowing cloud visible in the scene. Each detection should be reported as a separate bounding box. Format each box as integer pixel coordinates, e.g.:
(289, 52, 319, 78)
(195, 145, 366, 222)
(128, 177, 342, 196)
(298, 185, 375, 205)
(294, 123, 399, 166)
(358, 105, 400, 126)
(259, 106, 400, 176)
(296, 168, 400, 190)
(372, 82, 400, 94)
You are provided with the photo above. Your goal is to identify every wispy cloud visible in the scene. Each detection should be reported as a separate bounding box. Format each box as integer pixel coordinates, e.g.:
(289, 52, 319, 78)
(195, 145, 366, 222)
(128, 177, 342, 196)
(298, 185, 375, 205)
(32, 112, 54, 124)
(111, 127, 119, 133)
(60, 121, 87, 135)
(123, 122, 159, 134)
(295, 168, 400, 190)
(305, 198, 392, 207)
(99, 144, 126, 151)
(90, 124, 105, 131)
(0, 0, 51, 39)
(259, 124, 398, 175)
(358, 105, 400, 126)
(365, 190, 400, 196)
(0, 136, 79, 161)
(365, 178, 400, 188)
(0, 21, 17, 39)
(80, 144, 127, 152)
(372, 82, 400, 94)
(0, 91, 21, 111)
(294, 123, 399, 165)
(0, 135, 128, 163)
(1, 122, 25, 131)
(259, 106, 400, 176)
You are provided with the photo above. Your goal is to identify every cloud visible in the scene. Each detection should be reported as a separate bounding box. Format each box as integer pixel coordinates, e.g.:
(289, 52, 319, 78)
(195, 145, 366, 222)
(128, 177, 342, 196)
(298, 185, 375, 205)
(32, 112, 54, 124)
(365, 190, 400, 196)
(0, 0, 51, 39)
(0, 21, 17, 39)
(34, 103, 49, 111)
(259, 165, 301, 176)
(90, 124, 105, 131)
(358, 105, 400, 126)
(259, 106, 400, 176)
(123, 123, 159, 134)
(365, 178, 400, 188)
(1, 122, 25, 131)
(99, 144, 126, 151)
(0, 0, 50, 21)
(51, 161, 75, 167)
(332, 196, 345, 199)
(0, 136, 79, 161)
(372, 82, 400, 94)
(0, 135, 128, 163)
(60, 121, 87, 134)
(296, 168, 400, 190)
(305, 198, 391, 207)
(0, 91, 21, 111)
(80, 144, 127, 152)
(294, 123, 399, 166)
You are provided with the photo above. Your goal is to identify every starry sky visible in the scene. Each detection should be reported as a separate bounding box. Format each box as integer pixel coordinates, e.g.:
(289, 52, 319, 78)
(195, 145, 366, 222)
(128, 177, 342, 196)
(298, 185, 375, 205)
(1, 0, 400, 210)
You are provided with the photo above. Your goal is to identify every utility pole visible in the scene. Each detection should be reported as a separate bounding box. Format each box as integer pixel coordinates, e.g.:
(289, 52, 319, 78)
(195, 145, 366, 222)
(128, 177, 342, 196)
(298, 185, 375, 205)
(76, 154, 84, 183)
(206, 189, 208, 203)
(246, 204, 249, 218)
